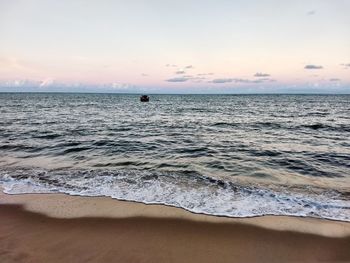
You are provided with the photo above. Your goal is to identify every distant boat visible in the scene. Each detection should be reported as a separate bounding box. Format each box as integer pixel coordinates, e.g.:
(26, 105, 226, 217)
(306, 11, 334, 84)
(140, 95, 149, 102)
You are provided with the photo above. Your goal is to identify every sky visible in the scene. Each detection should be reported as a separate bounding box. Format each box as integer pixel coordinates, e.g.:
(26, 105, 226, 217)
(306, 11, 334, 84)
(0, 0, 350, 93)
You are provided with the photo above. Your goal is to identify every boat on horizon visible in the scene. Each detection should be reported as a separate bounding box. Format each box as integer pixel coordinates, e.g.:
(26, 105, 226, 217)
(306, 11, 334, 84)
(140, 95, 149, 102)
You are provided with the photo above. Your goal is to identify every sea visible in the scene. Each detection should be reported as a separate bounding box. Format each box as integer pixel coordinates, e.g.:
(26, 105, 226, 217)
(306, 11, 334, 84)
(0, 93, 349, 221)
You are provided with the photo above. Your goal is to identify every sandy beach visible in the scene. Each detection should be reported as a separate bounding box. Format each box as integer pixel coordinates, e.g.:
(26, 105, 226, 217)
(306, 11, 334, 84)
(1, 191, 350, 263)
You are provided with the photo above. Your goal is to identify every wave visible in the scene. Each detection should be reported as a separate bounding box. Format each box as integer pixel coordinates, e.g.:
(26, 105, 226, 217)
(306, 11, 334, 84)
(211, 122, 350, 132)
(299, 123, 350, 132)
(0, 167, 349, 222)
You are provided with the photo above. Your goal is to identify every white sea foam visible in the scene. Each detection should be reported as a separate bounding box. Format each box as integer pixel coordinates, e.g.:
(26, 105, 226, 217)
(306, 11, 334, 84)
(0, 168, 349, 221)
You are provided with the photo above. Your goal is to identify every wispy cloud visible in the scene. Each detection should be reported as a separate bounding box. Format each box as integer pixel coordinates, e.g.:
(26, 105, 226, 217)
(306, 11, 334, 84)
(211, 78, 234, 83)
(0, 79, 40, 87)
(304, 64, 323, 69)
(39, 78, 54, 87)
(110, 82, 136, 90)
(167, 64, 193, 71)
(210, 77, 275, 84)
(189, 76, 207, 82)
(235, 78, 275, 84)
(340, 63, 350, 69)
(329, 78, 340, 82)
(175, 70, 186, 74)
(307, 10, 316, 15)
(233, 78, 253, 83)
(165, 73, 207, 83)
(0, 79, 138, 92)
(166, 77, 189, 82)
(254, 72, 270, 77)
(198, 73, 214, 76)
(252, 78, 275, 83)
(191, 78, 206, 83)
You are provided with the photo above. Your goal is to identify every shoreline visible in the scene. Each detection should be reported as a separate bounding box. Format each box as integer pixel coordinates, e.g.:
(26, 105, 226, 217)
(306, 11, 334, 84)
(1, 191, 350, 262)
(1, 191, 350, 237)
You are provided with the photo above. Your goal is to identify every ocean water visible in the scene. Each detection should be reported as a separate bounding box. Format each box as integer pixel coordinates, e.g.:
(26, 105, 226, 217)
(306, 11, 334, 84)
(0, 93, 349, 221)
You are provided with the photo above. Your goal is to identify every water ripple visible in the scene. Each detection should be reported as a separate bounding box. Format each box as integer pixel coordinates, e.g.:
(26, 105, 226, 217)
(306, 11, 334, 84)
(0, 93, 349, 220)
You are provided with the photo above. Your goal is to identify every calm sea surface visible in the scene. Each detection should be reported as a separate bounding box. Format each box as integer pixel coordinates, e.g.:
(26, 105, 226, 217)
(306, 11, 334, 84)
(0, 93, 349, 221)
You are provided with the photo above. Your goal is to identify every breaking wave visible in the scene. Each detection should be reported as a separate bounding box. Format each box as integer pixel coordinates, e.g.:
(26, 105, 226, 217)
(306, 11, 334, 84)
(1, 167, 349, 222)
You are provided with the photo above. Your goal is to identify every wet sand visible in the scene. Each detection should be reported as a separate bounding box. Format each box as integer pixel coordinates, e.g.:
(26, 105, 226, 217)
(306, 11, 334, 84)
(0, 192, 350, 263)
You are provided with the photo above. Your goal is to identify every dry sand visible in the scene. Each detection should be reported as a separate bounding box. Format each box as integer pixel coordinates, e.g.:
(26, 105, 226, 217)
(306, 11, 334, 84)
(0, 191, 350, 263)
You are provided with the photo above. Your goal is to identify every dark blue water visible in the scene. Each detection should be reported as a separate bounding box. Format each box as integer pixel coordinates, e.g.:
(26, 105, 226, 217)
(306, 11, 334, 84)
(0, 93, 349, 221)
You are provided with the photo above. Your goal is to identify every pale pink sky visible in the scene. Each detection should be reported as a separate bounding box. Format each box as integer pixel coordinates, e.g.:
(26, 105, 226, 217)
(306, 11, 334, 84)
(0, 0, 349, 93)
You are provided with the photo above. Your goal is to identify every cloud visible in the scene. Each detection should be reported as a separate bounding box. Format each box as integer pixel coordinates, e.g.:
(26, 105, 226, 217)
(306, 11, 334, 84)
(211, 78, 234, 83)
(329, 78, 340, 82)
(307, 10, 316, 15)
(191, 78, 205, 83)
(188, 76, 207, 82)
(251, 78, 275, 83)
(198, 73, 214, 76)
(165, 74, 207, 83)
(165, 64, 177, 67)
(39, 78, 54, 87)
(233, 78, 253, 83)
(0, 79, 40, 87)
(10, 78, 65, 89)
(210, 78, 275, 84)
(0, 78, 139, 92)
(175, 70, 186, 74)
(304, 65, 323, 69)
(185, 65, 193, 69)
(166, 77, 189, 82)
(234, 78, 275, 83)
(340, 63, 350, 69)
(254, 72, 270, 77)
(141, 73, 149, 77)
(110, 82, 136, 90)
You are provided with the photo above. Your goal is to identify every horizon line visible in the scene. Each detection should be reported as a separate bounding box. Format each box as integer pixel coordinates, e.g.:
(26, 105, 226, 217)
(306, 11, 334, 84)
(0, 91, 350, 95)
